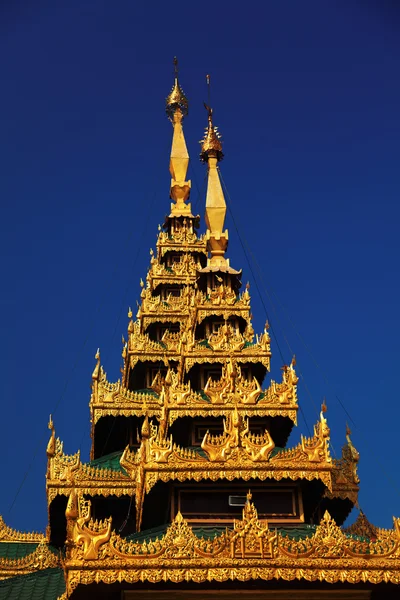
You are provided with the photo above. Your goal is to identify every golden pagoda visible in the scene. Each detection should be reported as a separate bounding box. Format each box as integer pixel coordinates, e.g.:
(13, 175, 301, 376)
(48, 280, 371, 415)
(1, 63, 400, 599)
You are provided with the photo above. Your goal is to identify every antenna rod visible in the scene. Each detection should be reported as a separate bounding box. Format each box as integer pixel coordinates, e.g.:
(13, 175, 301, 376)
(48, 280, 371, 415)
(206, 73, 211, 106)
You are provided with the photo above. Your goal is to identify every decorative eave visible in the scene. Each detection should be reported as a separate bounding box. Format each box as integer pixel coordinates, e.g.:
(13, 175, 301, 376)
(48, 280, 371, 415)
(46, 438, 133, 506)
(137, 284, 252, 332)
(147, 251, 202, 283)
(91, 358, 298, 426)
(62, 493, 400, 597)
(0, 540, 60, 581)
(323, 429, 360, 506)
(47, 411, 329, 511)
(156, 231, 207, 257)
(0, 516, 45, 543)
(125, 320, 271, 372)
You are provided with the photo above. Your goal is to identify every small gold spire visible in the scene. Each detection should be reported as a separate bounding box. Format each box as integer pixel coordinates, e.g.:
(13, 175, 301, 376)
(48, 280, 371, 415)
(200, 104, 223, 163)
(166, 57, 192, 216)
(141, 415, 150, 439)
(201, 98, 228, 268)
(65, 488, 79, 520)
(92, 348, 101, 380)
(166, 57, 188, 119)
(46, 415, 56, 458)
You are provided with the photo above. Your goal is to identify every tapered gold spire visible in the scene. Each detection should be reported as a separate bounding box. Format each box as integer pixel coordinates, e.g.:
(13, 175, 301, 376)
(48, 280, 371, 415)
(201, 103, 228, 268)
(166, 58, 192, 217)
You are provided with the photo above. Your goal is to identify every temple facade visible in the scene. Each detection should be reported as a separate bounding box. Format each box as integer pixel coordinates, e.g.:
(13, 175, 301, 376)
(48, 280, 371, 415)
(1, 65, 399, 599)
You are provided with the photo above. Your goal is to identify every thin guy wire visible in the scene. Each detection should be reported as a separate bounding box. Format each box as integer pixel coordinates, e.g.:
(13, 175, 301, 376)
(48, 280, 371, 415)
(7, 145, 170, 516)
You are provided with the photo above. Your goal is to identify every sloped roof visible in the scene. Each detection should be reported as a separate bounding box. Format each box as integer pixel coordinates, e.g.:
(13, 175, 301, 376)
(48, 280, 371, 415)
(0, 568, 65, 600)
(126, 522, 318, 545)
(0, 543, 39, 560)
(89, 450, 126, 473)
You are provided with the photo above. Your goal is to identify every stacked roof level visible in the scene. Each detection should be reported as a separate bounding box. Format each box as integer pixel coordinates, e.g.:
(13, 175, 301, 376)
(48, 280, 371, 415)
(44, 68, 360, 547)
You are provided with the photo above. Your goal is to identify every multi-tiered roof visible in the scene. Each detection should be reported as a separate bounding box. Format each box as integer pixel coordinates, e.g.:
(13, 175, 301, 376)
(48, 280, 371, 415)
(1, 64, 399, 599)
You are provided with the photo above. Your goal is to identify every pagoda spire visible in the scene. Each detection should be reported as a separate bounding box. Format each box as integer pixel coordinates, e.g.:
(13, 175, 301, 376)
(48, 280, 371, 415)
(200, 99, 228, 268)
(166, 57, 191, 216)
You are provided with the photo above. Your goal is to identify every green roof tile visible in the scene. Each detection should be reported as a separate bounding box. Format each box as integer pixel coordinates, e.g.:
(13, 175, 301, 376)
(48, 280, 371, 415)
(0, 543, 39, 560)
(193, 526, 227, 539)
(127, 523, 319, 544)
(0, 568, 65, 600)
(88, 450, 126, 473)
(126, 523, 228, 544)
(277, 524, 316, 540)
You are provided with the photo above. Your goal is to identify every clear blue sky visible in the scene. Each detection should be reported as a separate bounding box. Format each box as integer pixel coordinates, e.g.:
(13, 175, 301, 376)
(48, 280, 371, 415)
(1, 0, 399, 532)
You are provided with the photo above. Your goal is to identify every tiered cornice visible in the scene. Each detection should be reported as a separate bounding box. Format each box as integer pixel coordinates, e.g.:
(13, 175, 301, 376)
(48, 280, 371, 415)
(92, 356, 298, 429)
(0, 517, 45, 543)
(0, 516, 60, 581)
(62, 493, 400, 596)
(48, 409, 334, 529)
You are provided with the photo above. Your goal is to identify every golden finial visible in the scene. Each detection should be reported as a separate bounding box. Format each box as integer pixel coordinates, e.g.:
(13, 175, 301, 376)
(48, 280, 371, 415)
(127, 307, 133, 319)
(141, 415, 150, 439)
(65, 488, 79, 520)
(92, 349, 101, 381)
(200, 102, 223, 163)
(166, 57, 188, 119)
(200, 75, 223, 161)
(321, 398, 328, 413)
(346, 422, 352, 437)
(46, 415, 56, 458)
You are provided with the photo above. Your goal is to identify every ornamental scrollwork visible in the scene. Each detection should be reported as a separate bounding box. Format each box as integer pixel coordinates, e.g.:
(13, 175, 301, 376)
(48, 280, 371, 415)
(65, 489, 111, 560)
(62, 498, 400, 596)
(0, 540, 60, 580)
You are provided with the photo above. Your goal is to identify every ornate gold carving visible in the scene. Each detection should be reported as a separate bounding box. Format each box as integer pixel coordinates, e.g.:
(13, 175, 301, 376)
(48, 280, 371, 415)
(0, 540, 60, 581)
(344, 511, 378, 539)
(204, 358, 261, 405)
(259, 357, 298, 407)
(111, 411, 333, 531)
(300, 405, 330, 462)
(65, 489, 111, 560)
(231, 492, 277, 558)
(166, 59, 188, 119)
(0, 517, 45, 543)
(324, 425, 360, 505)
(200, 105, 223, 162)
(207, 322, 245, 351)
(93, 350, 297, 427)
(201, 407, 275, 462)
(63, 500, 400, 596)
